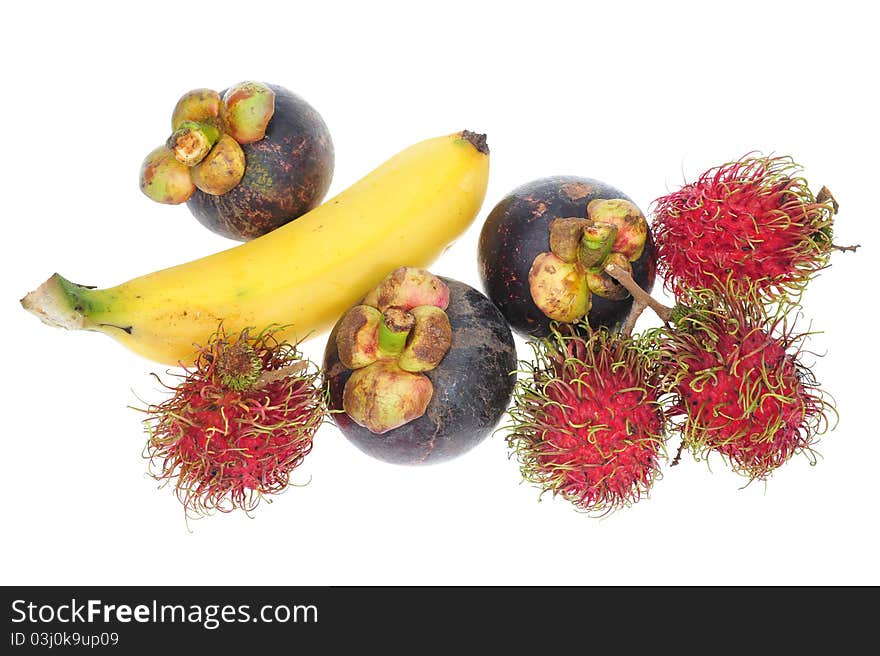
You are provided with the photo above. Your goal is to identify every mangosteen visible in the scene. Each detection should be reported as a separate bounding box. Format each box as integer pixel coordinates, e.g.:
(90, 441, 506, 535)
(140, 81, 334, 241)
(477, 176, 656, 339)
(323, 267, 517, 465)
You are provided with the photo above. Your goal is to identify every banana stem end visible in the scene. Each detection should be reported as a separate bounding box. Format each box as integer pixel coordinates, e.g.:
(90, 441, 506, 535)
(21, 274, 87, 330)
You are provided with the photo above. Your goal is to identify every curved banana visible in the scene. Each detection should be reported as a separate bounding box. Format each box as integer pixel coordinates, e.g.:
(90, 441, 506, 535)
(22, 131, 490, 365)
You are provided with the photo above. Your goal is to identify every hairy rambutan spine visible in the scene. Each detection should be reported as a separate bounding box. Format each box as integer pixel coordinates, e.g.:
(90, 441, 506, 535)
(654, 286, 836, 481)
(652, 154, 846, 302)
(506, 325, 667, 515)
(139, 325, 325, 516)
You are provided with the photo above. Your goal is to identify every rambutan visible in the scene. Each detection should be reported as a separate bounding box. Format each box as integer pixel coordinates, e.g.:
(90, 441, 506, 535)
(141, 326, 324, 516)
(657, 287, 835, 481)
(506, 326, 667, 514)
(652, 154, 846, 301)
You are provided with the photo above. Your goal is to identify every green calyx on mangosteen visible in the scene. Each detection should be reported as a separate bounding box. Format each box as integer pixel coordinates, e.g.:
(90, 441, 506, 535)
(324, 266, 517, 465)
(171, 88, 223, 131)
(221, 82, 276, 145)
(343, 361, 435, 437)
(527, 252, 590, 322)
(362, 266, 451, 311)
(333, 268, 453, 434)
(589, 198, 648, 262)
(528, 198, 648, 322)
(140, 81, 334, 241)
(478, 177, 657, 338)
(189, 134, 246, 196)
(148, 81, 273, 185)
(140, 146, 196, 204)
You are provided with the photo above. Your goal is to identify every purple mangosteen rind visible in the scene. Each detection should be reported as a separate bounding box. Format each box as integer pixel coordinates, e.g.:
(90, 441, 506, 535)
(477, 176, 656, 339)
(323, 278, 517, 465)
(186, 84, 335, 241)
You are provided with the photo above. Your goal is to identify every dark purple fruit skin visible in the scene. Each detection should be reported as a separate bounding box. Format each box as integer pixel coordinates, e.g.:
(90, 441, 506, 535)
(478, 176, 656, 339)
(187, 84, 334, 241)
(323, 279, 517, 466)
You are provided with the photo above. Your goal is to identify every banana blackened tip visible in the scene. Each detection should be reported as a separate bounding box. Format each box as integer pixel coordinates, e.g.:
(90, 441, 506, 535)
(460, 130, 489, 155)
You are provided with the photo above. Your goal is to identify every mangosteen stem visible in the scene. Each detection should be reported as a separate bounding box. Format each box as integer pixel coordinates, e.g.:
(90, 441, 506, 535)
(605, 263, 674, 324)
(578, 223, 618, 270)
(167, 121, 221, 167)
(254, 361, 309, 388)
(378, 309, 415, 356)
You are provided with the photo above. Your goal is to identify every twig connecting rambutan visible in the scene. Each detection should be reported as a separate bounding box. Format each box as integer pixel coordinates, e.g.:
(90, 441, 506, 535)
(506, 325, 668, 514)
(139, 325, 324, 516)
(652, 154, 852, 302)
(653, 286, 836, 481)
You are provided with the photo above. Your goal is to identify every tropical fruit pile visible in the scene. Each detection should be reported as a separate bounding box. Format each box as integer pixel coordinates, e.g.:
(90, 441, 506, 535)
(21, 81, 856, 517)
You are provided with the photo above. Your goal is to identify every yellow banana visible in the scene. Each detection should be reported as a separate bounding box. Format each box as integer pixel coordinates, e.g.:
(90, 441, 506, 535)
(22, 131, 490, 365)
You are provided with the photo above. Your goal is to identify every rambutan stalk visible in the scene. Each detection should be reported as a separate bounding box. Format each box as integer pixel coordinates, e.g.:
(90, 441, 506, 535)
(605, 262, 673, 336)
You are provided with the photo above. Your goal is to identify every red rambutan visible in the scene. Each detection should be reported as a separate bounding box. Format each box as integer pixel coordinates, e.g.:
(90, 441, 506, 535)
(141, 326, 324, 516)
(506, 326, 667, 514)
(658, 287, 835, 481)
(652, 154, 843, 301)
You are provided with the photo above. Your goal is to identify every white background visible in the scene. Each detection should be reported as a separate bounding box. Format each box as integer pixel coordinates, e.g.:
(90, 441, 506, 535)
(2, 0, 876, 586)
